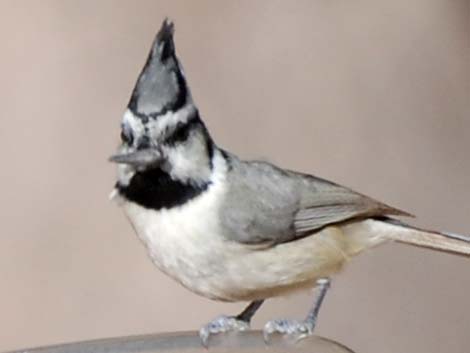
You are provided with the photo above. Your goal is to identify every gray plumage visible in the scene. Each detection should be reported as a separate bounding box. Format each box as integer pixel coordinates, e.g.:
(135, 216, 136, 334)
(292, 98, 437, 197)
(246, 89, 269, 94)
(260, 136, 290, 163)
(220, 152, 410, 245)
(128, 19, 191, 117)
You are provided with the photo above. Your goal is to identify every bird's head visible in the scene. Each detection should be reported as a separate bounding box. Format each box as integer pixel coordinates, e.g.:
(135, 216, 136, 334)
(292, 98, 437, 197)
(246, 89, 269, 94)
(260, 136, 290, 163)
(110, 20, 215, 206)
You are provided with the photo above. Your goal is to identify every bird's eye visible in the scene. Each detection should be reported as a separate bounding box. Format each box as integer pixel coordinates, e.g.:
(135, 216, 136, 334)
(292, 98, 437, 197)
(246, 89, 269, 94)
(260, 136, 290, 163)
(165, 121, 193, 145)
(120, 126, 134, 145)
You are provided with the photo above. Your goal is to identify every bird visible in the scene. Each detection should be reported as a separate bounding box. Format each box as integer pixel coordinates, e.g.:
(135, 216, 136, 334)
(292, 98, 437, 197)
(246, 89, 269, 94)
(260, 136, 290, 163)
(110, 19, 470, 346)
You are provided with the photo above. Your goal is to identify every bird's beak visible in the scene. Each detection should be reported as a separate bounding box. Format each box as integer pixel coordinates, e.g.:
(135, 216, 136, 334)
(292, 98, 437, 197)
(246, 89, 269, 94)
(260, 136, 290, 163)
(109, 149, 162, 169)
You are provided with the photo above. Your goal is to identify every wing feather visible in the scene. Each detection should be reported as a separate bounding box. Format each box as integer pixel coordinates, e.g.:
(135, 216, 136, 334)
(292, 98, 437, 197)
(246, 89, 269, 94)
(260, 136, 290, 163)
(220, 154, 411, 245)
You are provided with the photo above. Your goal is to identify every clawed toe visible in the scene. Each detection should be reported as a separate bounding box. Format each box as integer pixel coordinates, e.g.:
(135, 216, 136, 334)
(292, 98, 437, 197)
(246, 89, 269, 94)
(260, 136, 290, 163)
(263, 319, 314, 343)
(199, 315, 250, 347)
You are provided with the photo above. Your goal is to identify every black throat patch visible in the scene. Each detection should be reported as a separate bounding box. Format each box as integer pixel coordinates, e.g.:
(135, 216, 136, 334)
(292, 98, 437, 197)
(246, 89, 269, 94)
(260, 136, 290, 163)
(117, 168, 210, 210)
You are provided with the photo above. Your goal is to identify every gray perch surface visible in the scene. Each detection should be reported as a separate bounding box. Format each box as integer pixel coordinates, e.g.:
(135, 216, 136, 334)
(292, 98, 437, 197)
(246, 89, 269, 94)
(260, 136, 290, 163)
(7, 331, 355, 353)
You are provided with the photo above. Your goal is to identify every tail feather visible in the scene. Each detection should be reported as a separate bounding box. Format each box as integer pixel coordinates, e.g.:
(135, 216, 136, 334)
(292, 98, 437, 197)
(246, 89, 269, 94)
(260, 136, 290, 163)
(377, 218, 470, 256)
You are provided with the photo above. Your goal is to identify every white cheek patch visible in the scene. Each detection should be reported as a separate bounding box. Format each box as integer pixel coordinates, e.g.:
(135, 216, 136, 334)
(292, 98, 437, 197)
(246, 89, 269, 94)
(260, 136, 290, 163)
(164, 131, 211, 183)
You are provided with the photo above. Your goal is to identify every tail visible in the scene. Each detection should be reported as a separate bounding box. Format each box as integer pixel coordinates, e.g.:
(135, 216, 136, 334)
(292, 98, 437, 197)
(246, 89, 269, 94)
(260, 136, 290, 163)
(374, 217, 470, 256)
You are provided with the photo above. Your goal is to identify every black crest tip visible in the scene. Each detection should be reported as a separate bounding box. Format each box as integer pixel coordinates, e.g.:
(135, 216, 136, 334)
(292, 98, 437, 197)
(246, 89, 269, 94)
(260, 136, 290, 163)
(149, 18, 176, 61)
(156, 18, 175, 44)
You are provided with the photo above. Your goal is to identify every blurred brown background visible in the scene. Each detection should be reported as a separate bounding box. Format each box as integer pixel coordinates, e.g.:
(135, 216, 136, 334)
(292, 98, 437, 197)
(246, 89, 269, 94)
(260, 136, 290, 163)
(1, 1, 469, 352)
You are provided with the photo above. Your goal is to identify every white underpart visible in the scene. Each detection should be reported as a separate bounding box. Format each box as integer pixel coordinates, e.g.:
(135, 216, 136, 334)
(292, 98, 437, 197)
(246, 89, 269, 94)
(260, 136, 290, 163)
(121, 151, 399, 302)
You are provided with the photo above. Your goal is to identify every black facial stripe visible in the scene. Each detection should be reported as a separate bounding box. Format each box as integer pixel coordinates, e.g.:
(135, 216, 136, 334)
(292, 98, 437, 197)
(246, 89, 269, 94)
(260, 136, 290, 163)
(202, 122, 215, 169)
(219, 148, 231, 170)
(117, 169, 210, 210)
(163, 111, 215, 166)
(171, 69, 187, 113)
(165, 116, 200, 146)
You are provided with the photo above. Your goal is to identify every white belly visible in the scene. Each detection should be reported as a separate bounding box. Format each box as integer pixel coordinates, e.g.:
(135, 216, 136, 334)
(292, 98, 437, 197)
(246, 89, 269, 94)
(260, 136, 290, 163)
(123, 173, 388, 303)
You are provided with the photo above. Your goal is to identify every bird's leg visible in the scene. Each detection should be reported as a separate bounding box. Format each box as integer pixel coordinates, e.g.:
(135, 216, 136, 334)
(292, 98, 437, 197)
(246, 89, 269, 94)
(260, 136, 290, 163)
(199, 300, 264, 347)
(304, 278, 330, 326)
(235, 299, 264, 322)
(263, 278, 331, 342)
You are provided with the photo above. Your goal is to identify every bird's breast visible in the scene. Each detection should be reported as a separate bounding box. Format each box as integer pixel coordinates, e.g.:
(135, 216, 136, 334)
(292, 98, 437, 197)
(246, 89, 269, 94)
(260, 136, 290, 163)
(122, 177, 233, 298)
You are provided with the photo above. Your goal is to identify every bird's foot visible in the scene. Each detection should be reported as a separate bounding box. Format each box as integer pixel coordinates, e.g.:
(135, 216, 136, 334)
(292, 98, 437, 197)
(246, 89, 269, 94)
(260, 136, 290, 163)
(263, 318, 315, 343)
(199, 315, 250, 347)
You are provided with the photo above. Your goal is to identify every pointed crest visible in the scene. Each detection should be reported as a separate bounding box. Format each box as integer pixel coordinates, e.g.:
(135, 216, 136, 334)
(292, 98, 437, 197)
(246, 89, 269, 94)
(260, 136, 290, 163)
(128, 19, 189, 118)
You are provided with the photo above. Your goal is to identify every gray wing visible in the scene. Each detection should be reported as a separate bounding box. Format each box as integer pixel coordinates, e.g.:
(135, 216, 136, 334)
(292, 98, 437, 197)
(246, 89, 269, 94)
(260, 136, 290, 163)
(219, 154, 411, 245)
